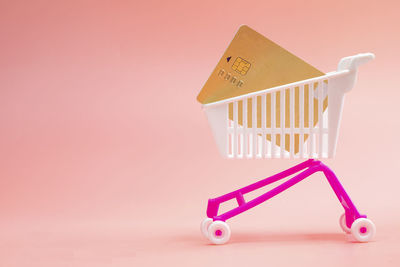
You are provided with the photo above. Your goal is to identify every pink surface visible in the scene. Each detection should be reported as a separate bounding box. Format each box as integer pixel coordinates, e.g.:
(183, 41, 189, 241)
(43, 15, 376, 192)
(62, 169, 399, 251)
(1, 0, 400, 266)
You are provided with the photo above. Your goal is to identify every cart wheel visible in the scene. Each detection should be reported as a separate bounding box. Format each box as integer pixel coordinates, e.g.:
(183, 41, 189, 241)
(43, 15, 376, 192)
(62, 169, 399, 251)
(200, 218, 213, 238)
(350, 218, 376, 242)
(339, 213, 351, 234)
(208, 221, 231, 245)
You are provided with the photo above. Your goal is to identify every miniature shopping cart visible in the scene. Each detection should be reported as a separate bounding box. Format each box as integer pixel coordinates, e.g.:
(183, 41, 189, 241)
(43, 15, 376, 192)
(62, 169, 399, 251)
(200, 53, 376, 244)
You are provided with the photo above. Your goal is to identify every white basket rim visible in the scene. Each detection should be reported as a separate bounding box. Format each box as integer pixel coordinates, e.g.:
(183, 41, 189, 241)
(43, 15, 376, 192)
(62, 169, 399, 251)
(202, 70, 349, 108)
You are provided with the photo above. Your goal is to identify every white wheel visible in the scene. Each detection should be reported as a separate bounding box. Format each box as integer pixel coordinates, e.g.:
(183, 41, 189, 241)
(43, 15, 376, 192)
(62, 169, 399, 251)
(339, 213, 351, 234)
(351, 218, 376, 242)
(208, 221, 231, 245)
(200, 218, 213, 238)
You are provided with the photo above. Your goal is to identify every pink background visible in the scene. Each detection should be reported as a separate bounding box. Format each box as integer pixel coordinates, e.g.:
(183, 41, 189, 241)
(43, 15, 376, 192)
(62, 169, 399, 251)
(1, 0, 400, 266)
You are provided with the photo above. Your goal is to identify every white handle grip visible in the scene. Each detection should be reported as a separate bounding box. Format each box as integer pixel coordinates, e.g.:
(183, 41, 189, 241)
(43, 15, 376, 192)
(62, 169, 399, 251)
(337, 53, 375, 71)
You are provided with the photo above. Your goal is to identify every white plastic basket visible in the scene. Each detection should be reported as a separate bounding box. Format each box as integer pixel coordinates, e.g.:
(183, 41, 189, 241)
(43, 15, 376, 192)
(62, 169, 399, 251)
(203, 53, 374, 159)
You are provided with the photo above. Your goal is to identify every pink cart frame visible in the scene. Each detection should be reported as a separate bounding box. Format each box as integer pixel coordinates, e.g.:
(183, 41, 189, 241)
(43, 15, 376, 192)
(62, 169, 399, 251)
(206, 159, 365, 229)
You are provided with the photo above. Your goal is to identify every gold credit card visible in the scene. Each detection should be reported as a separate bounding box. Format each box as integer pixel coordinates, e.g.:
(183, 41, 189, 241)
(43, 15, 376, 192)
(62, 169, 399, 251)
(197, 25, 324, 104)
(197, 25, 326, 153)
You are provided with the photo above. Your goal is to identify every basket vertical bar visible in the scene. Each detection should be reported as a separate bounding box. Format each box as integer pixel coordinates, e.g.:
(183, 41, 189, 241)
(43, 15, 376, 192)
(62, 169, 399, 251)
(318, 80, 324, 157)
(309, 83, 314, 157)
(233, 101, 238, 157)
(271, 92, 276, 158)
(252, 97, 257, 157)
(299, 85, 304, 158)
(290, 87, 294, 157)
(226, 104, 230, 157)
(243, 99, 248, 158)
(280, 90, 285, 158)
(261, 94, 266, 158)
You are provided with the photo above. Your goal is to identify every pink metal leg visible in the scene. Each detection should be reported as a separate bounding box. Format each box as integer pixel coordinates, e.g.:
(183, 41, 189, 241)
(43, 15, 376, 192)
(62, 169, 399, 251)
(206, 159, 365, 226)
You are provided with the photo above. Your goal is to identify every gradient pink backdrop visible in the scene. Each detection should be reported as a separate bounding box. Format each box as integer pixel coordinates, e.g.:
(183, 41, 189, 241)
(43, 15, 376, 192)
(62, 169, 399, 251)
(1, 0, 399, 266)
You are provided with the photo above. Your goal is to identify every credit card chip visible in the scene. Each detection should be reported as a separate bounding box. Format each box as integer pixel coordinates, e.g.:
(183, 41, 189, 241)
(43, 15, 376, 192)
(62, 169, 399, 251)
(232, 57, 251, 75)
